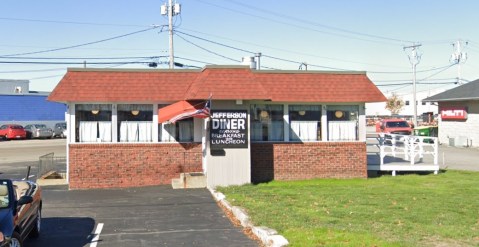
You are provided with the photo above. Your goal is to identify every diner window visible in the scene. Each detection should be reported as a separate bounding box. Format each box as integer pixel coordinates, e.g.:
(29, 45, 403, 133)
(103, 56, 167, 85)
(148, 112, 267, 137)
(75, 104, 112, 142)
(118, 104, 153, 142)
(327, 105, 359, 141)
(250, 104, 284, 141)
(159, 119, 194, 142)
(158, 104, 194, 142)
(289, 105, 321, 141)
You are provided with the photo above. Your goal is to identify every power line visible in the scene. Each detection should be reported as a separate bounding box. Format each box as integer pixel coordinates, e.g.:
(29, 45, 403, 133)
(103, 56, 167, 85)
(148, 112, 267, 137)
(195, 0, 409, 46)
(177, 31, 344, 70)
(176, 30, 350, 70)
(417, 64, 454, 82)
(29, 74, 65, 80)
(178, 28, 406, 69)
(174, 56, 214, 65)
(0, 17, 149, 28)
(175, 33, 240, 63)
(0, 44, 169, 54)
(1, 26, 163, 57)
(0, 68, 66, 73)
(368, 64, 454, 74)
(376, 81, 457, 87)
(262, 54, 348, 71)
(176, 30, 462, 74)
(176, 30, 253, 54)
(0, 61, 158, 65)
(224, 0, 413, 44)
(0, 56, 166, 60)
(374, 78, 456, 83)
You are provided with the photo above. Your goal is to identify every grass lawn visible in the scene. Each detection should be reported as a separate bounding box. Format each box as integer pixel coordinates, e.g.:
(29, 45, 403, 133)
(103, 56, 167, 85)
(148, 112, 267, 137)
(217, 170, 479, 247)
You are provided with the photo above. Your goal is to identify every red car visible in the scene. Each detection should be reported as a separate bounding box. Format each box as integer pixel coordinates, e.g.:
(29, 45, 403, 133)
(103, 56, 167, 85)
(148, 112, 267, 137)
(0, 124, 27, 140)
(375, 119, 412, 135)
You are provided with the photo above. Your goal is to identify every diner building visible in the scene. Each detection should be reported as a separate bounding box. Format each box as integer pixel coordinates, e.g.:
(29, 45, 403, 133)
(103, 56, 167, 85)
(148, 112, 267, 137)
(48, 65, 386, 189)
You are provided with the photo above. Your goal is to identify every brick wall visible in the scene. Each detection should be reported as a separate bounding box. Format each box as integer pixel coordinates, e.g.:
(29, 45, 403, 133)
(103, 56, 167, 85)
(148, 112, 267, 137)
(251, 142, 366, 183)
(68, 143, 202, 189)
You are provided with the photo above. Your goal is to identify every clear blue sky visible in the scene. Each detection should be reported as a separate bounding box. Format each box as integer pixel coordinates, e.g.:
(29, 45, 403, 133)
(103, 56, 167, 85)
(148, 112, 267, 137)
(1, 0, 478, 97)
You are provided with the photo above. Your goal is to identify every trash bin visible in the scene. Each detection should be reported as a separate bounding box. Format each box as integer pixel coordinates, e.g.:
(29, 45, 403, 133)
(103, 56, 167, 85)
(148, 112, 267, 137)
(414, 126, 438, 143)
(414, 126, 430, 136)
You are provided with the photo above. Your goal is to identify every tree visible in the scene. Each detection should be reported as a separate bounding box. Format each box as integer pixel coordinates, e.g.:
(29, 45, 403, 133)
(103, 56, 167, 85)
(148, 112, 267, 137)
(385, 93, 404, 115)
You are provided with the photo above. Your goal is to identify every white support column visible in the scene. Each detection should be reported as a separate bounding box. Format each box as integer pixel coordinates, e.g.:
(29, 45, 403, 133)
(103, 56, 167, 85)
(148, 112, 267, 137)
(358, 103, 366, 142)
(66, 103, 74, 183)
(321, 105, 328, 141)
(68, 103, 75, 144)
(283, 104, 289, 141)
(111, 104, 118, 143)
(153, 104, 159, 143)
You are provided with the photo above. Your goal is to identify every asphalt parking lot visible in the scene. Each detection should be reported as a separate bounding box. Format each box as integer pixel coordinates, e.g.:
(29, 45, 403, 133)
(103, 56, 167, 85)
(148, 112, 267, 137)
(25, 185, 258, 247)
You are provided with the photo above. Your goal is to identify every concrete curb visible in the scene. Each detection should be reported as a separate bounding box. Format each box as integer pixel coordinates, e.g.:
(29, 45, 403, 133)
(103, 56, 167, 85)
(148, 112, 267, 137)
(209, 188, 289, 247)
(36, 178, 67, 186)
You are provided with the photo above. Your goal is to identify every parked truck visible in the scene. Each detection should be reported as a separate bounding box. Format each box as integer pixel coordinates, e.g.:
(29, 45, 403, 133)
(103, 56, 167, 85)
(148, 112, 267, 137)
(375, 119, 412, 135)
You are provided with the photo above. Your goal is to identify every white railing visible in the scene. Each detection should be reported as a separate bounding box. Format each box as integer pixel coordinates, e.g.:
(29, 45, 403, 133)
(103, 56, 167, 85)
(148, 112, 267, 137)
(377, 133, 439, 175)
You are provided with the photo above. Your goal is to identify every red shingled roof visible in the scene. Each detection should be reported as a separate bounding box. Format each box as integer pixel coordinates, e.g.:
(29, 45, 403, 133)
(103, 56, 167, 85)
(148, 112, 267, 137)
(184, 67, 270, 100)
(48, 65, 385, 103)
(256, 72, 385, 102)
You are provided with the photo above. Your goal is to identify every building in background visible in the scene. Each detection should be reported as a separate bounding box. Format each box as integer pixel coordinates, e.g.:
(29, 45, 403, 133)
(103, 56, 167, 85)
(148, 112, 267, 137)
(0, 79, 66, 128)
(424, 79, 479, 148)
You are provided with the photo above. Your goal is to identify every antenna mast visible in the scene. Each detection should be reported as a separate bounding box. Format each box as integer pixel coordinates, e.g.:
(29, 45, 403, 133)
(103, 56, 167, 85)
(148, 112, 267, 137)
(450, 40, 468, 85)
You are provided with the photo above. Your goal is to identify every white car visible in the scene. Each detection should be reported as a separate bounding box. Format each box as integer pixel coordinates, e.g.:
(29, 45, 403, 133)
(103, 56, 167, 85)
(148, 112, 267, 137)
(24, 124, 53, 139)
(53, 122, 67, 138)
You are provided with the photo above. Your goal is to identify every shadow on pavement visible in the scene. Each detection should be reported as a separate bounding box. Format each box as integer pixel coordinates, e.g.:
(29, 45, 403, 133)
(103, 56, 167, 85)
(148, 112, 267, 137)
(25, 217, 96, 247)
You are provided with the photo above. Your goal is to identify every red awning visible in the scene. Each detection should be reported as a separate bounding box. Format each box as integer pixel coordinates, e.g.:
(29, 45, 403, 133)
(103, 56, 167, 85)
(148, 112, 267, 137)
(158, 100, 208, 123)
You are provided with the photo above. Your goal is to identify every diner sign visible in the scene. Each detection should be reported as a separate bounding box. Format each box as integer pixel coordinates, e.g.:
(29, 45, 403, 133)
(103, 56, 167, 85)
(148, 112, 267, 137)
(440, 106, 468, 120)
(210, 110, 248, 148)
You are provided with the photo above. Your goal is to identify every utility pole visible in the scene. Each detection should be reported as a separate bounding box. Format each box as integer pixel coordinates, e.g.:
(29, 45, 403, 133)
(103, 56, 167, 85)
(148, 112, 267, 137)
(450, 40, 468, 85)
(404, 44, 422, 127)
(161, 0, 181, 69)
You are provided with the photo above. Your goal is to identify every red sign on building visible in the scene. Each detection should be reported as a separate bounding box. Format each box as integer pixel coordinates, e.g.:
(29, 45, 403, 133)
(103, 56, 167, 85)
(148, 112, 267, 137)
(440, 107, 468, 120)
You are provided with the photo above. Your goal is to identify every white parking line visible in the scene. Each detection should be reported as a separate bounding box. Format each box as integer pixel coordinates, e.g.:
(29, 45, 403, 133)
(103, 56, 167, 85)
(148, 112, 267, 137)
(90, 223, 104, 247)
(22, 175, 35, 180)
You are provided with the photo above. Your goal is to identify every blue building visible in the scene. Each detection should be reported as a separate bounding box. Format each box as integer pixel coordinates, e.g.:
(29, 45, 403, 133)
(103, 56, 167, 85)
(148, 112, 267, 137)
(0, 79, 66, 128)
